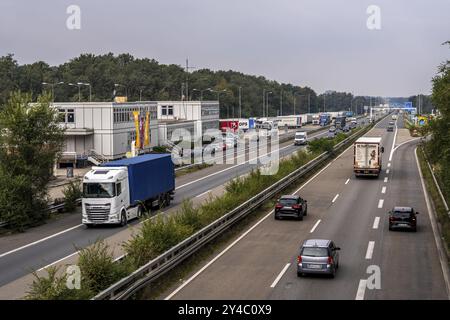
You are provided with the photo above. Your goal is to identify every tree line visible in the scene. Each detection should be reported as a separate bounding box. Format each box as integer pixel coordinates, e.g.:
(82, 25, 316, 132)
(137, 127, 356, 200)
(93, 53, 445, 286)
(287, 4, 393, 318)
(0, 53, 379, 118)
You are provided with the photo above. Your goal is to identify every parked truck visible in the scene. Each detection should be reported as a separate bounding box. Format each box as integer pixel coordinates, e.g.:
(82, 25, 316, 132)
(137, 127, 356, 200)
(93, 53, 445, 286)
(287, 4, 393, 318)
(353, 137, 384, 177)
(334, 116, 346, 130)
(312, 114, 320, 125)
(277, 115, 302, 128)
(82, 154, 175, 226)
(319, 113, 331, 126)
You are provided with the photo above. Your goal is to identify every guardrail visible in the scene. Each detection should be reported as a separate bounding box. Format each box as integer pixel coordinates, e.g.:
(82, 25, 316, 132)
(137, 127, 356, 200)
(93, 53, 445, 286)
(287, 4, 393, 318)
(94, 122, 375, 300)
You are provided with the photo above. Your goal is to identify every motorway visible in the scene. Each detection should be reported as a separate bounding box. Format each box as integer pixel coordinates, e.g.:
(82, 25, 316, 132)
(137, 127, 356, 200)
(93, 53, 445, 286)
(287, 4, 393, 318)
(165, 115, 449, 300)
(0, 122, 365, 297)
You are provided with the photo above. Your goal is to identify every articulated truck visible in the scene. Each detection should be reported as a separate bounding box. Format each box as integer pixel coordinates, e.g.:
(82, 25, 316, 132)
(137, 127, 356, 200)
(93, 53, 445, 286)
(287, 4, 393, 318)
(353, 137, 384, 177)
(82, 154, 175, 226)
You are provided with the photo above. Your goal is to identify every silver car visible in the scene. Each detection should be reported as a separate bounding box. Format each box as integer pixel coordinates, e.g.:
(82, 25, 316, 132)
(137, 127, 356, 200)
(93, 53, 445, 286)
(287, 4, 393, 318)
(297, 239, 340, 278)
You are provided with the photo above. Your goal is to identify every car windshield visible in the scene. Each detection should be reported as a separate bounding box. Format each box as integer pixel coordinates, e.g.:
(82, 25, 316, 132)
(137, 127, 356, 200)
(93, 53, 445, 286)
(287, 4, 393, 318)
(279, 199, 297, 206)
(393, 211, 412, 218)
(301, 247, 329, 257)
(83, 183, 115, 198)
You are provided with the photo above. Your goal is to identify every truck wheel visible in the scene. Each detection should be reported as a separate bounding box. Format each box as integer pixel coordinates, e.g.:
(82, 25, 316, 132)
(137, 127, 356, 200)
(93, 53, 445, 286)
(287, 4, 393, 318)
(165, 193, 171, 206)
(137, 206, 143, 219)
(120, 211, 127, 226)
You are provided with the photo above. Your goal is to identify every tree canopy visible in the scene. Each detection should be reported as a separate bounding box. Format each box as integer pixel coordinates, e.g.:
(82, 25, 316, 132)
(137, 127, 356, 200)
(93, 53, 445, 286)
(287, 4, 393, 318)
(0, 53, 380, 118)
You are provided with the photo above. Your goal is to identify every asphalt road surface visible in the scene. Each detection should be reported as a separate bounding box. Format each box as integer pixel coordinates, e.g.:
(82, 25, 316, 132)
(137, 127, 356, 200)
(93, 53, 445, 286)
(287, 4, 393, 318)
(166, 115, 449, 300)
(0, 122, 363, 290)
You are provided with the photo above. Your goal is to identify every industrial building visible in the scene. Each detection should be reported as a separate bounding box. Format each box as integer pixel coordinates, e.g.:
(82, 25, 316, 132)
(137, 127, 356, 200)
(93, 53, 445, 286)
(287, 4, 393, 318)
(53, 100, 219, 167)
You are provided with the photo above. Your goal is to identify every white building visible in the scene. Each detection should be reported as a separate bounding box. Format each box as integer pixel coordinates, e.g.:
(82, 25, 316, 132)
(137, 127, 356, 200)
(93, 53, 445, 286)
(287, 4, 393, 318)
(53, 100, 219, 167)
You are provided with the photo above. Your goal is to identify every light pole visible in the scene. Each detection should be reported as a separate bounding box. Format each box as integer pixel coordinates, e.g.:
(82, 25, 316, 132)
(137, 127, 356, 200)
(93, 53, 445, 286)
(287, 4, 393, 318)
(68, 82, 83, 102)
(208, 89, 228, 117)
(80, 82, 91, 102)
(266, 91, 272, 117)
(239, 86, 242, 119)
(42, 82, 64, 101)
(114, 83, 127, 99)
(191, 88, 211, 101)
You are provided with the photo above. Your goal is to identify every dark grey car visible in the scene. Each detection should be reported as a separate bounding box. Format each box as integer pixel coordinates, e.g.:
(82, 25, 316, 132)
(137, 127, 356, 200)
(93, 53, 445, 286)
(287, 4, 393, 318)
(297, 239, 340, 278)
(275, 195, 307, 220)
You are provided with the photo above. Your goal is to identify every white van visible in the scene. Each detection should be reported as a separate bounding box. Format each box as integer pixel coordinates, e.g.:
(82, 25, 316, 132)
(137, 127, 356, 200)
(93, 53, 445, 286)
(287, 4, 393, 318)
(294, 131, 308, 145)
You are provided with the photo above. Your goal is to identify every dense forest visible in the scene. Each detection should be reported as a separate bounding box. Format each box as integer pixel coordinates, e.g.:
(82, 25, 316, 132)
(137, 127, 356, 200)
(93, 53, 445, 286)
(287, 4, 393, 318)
(0, 53, 384, 118)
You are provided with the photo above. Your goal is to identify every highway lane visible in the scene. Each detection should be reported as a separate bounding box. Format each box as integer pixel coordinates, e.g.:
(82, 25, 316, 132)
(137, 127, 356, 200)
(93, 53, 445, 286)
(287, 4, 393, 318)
(0, 122, 348, 289)
(166, 114, 448, 300)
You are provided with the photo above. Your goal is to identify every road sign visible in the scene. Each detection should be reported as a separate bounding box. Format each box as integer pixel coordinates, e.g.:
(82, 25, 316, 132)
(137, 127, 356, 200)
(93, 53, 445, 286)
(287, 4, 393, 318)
(404, 102, 413, 109)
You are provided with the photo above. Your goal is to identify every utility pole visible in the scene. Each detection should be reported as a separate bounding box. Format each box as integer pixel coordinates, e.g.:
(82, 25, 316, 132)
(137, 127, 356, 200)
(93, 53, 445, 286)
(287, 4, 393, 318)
(239, 86, 242, 119)
(262, 89, 265, 117)
(308, 94, 311, 114)
(185, 58, 196, 101)
(280, 89, 283, 116)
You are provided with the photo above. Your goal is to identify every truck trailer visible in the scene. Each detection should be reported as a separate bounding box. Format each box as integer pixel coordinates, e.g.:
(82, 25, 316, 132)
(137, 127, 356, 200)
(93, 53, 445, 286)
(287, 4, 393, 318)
(277, 115, 302, 128)
(82, 154, 175, 226)
(353, 137, 384, 177)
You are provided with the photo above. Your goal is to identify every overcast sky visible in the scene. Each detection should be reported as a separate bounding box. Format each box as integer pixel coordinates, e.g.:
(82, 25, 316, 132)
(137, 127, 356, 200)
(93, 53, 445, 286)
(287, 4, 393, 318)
(1, 0, 448, 97)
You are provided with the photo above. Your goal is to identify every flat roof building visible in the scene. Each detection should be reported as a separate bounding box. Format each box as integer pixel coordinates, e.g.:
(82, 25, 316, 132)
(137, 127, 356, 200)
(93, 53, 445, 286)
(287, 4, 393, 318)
(53, 100, 219, 167)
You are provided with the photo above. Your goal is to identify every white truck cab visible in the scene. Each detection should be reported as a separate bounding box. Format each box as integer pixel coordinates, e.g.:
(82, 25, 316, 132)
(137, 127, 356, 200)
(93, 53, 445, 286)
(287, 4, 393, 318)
(82, 167, 138, 226)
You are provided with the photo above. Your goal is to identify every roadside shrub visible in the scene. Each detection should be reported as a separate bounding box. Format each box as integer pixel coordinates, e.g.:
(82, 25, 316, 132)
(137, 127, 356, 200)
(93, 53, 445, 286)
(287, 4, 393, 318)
(152, 146, 169, 153)
(26, 266, 92, 300)
(307, 138, 334, 154)
(77, 240, 130, 294)
(124, 215, 193, 268)
(62, 179, 82, 212)
(174, 199, 204, 232)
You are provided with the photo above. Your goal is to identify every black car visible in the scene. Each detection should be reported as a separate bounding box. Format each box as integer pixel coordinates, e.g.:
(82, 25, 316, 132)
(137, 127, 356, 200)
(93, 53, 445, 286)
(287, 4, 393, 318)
(387, 125, 394, 132)
(275, 195, 308, 220)
(388, 206, 419, 232)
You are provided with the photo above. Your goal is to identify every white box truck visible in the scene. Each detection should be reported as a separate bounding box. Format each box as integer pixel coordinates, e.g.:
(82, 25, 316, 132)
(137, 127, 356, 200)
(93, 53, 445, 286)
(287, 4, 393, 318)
(353, 137, 384, 177)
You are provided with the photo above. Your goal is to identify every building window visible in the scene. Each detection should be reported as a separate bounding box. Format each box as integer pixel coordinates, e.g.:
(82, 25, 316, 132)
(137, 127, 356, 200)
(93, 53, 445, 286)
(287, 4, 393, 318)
(58, 109, 66, 122)
(67, 109, 75, 123)
(161, 106, 167, 116)
(58, 108, 75, 123)
(168, 106, 174, 115)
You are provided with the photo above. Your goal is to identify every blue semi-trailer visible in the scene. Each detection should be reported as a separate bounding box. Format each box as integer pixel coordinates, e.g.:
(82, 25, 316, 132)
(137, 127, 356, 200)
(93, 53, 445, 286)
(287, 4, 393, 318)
(82, 154, 175, 226)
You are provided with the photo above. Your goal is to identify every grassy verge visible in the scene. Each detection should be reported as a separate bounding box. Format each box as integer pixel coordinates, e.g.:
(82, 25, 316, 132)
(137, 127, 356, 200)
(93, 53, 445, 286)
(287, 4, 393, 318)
(417, 146, 450, 253)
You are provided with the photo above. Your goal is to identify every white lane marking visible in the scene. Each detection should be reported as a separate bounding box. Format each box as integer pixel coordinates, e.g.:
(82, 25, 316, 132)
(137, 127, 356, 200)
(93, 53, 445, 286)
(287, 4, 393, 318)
(365, 241, 375, 259)
(355, 279, 367, 300)
(196, 189, 212, 198)
(384, 177, 388, 183)
(270, 263, 291, 288)
(377, 199, 384, 209)
(381, 186, 386, 194)
(345, 178, 350, 185)
(415, 148, 450, 299)
(176, 130, 328, 190)
(0, 224, 83, 259)
(332, 194, 339, 203)
(165, 209, 274, 300)
(373, 217, 380, 229)
(38, 251, 79, 272)
(165, 141, 358, 300)
(388, 119, 398, 161)
(386, 169, 390, 174)
(310, 220, 321, 233)
(390, 137, 421, 161)
(387, 163, 391, 168)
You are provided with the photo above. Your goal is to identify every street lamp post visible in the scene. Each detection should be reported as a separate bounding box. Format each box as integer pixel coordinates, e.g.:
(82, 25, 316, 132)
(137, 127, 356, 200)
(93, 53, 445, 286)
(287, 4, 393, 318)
(68, 82, 82, 102)
(266, 91, 272, 117)
(80, 82, 91, 102)
(42, 81, 64, 101)
(239, 86, 242, 119)
(114, 83, 127, 99)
